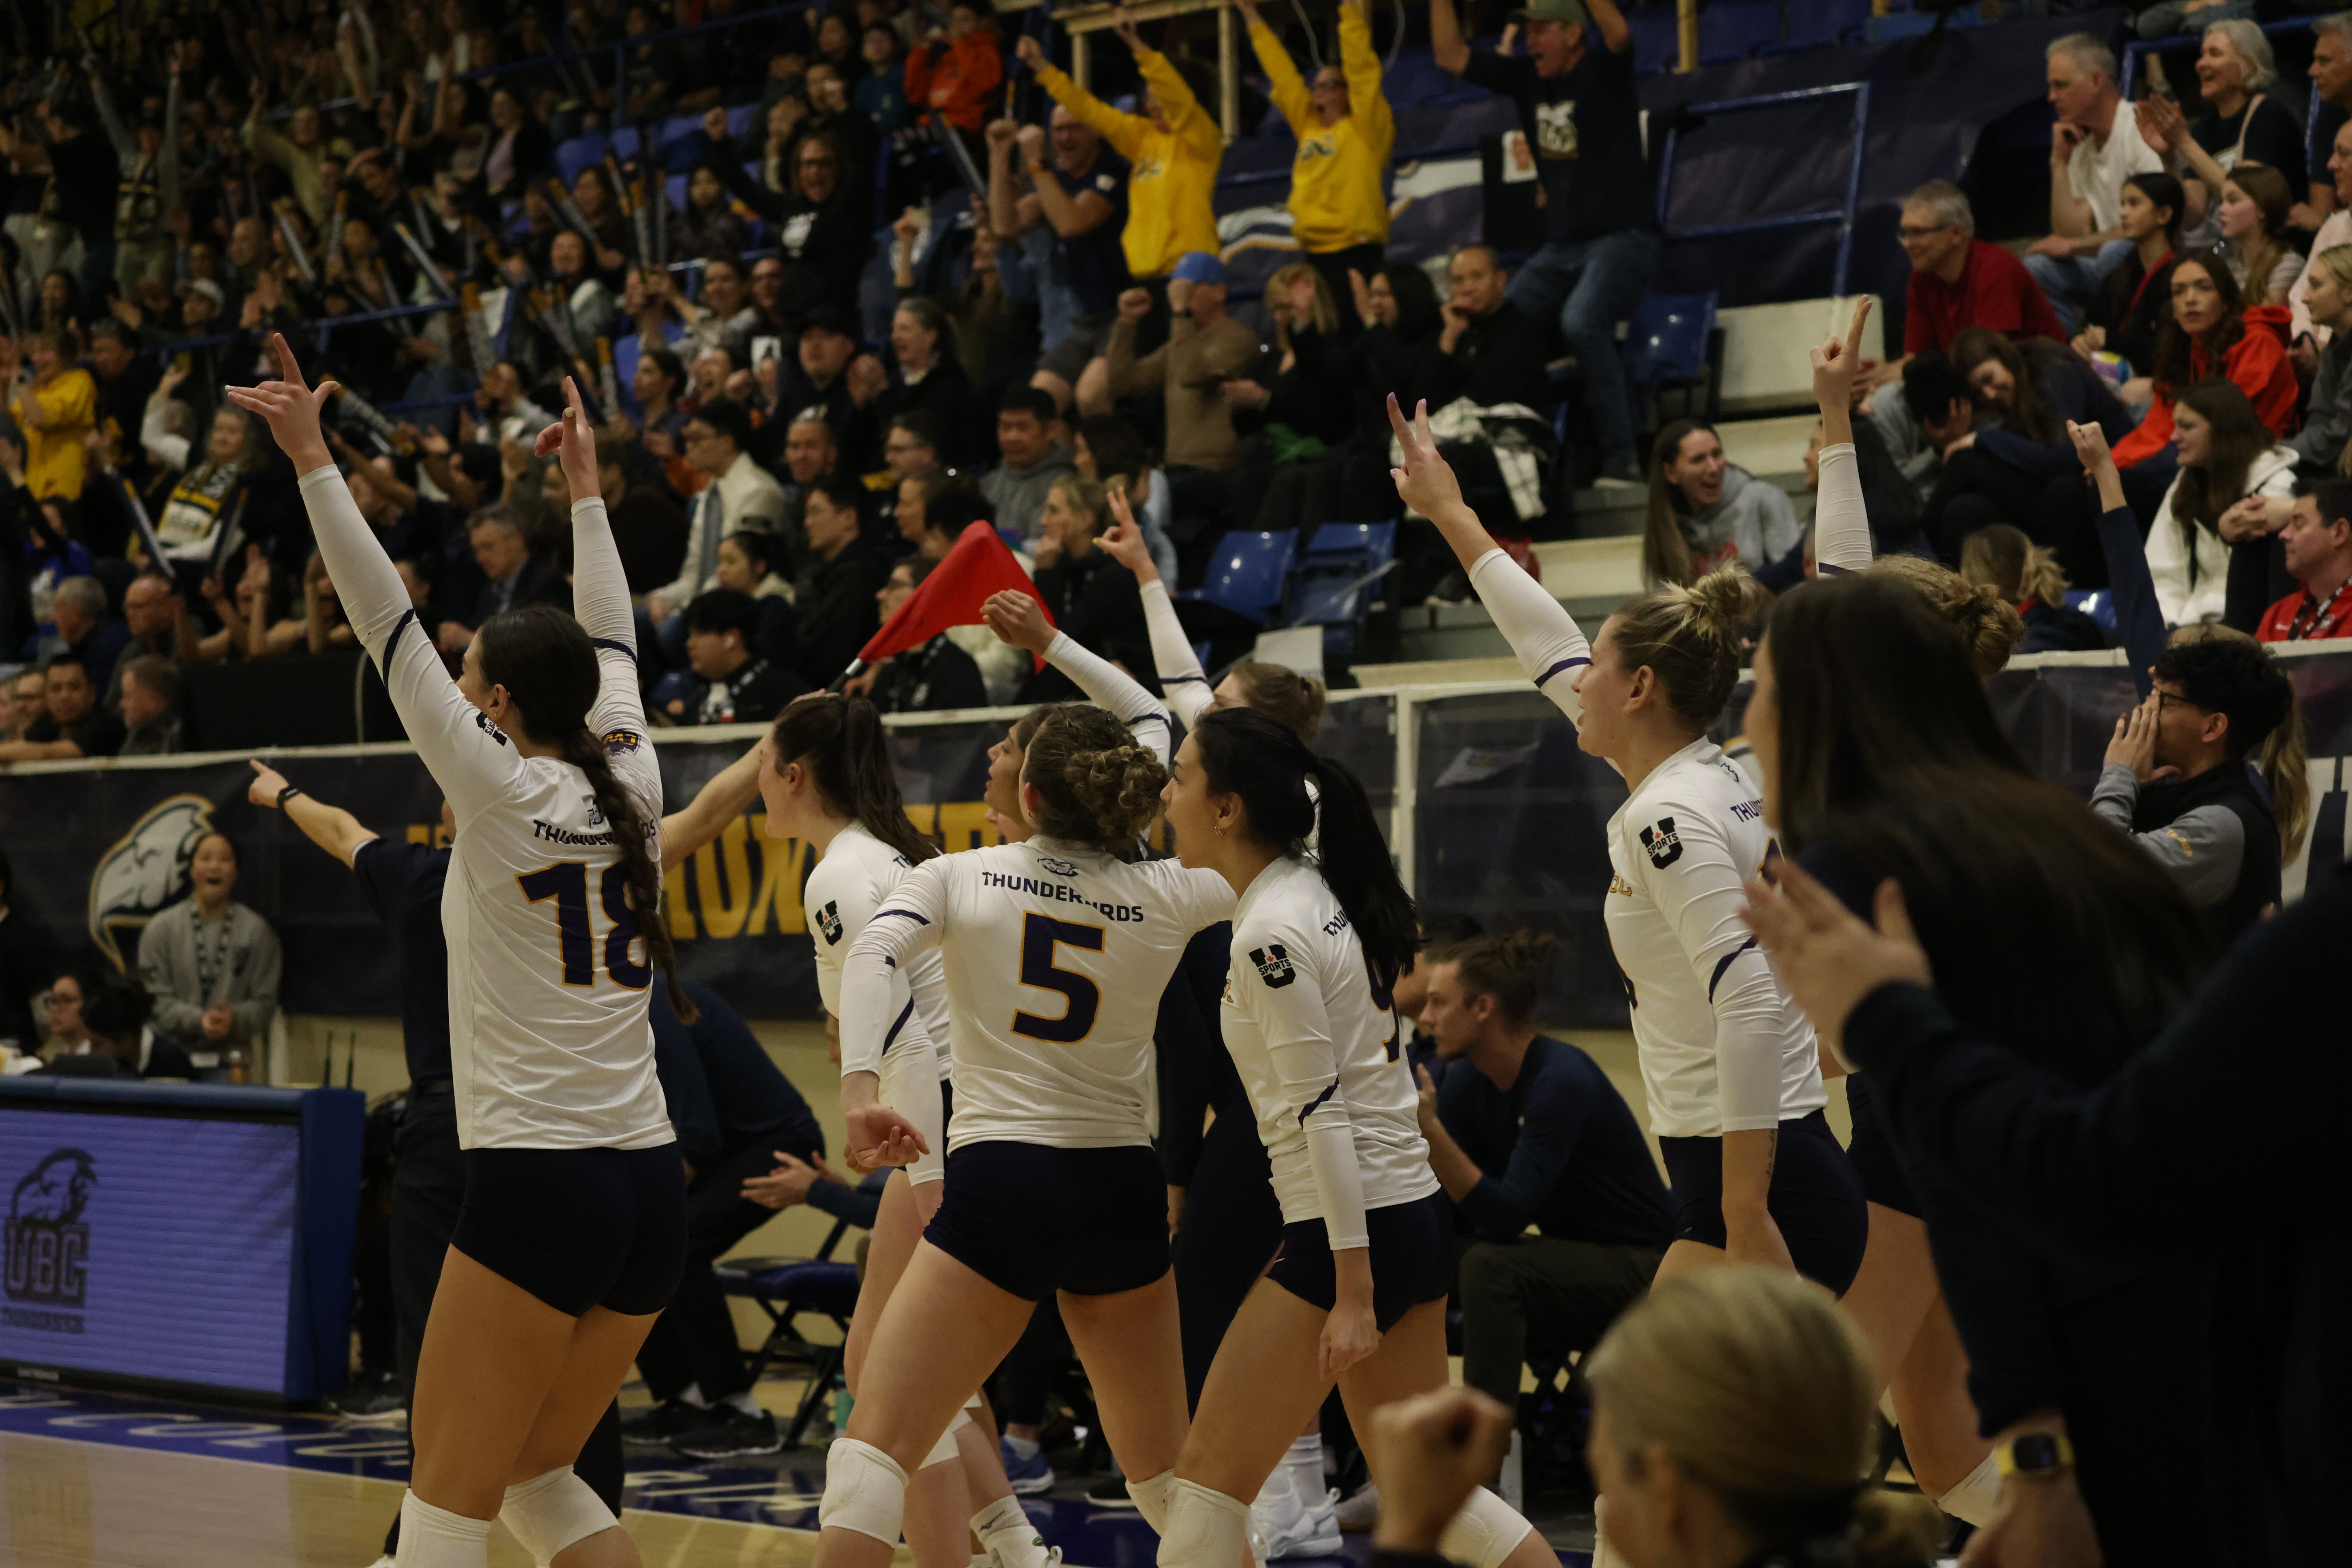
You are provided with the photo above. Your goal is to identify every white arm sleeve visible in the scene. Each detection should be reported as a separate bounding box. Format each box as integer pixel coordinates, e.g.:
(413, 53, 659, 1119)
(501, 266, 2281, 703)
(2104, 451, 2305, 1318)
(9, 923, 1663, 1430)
(1640, 808, 1787, 1132)
(1234, 928, 1371, 1251)
(300, 464, 525, 822)
(1813, 442, 1872, 576)
(1467, 547, 1589, 728)
(141, 403, 191, 471)
(875, 1006, 946, 1151)
(839, 859, 949, 1079)
(1139, 578, 1212, 727)
(1043, 628, 1174, 765)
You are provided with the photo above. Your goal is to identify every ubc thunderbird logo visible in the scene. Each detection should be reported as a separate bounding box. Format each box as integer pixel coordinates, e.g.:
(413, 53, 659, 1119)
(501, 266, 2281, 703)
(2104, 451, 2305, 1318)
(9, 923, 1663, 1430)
(6, 1149, 96, 1310)
(88, 794, 215, 970)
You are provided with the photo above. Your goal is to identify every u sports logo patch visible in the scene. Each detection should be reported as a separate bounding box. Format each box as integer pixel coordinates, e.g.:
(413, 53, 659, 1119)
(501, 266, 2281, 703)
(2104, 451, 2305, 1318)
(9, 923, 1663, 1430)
(816, 900, 844, 943)
(1250, 944, 1297, 988)
(1640, 818, 1683, 869)
(1534, 100, 1579, 158)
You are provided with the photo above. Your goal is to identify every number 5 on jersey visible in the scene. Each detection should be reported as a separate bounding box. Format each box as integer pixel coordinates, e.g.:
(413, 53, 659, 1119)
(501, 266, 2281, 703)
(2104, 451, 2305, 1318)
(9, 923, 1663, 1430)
(1013, 912, 1103, 1043)
(518, 861, 654, 989)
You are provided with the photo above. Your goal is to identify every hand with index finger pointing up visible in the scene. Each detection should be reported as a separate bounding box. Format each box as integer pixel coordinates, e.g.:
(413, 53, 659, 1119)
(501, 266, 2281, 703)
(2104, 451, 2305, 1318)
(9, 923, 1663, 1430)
(219, 331, 339, 471)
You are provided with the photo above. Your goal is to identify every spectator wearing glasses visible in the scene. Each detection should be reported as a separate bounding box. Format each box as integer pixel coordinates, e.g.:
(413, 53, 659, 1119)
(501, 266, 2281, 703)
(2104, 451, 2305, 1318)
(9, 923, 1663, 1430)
(703, 113, 873, 320)
(1434, 0, 1654, 484)
(1237, 0, 1393, 320)
(2029, 34, 2164, 337)
(1883, 183, 2065, 390)
(860, 557, 989, 712)
(0, 656, 126, 763)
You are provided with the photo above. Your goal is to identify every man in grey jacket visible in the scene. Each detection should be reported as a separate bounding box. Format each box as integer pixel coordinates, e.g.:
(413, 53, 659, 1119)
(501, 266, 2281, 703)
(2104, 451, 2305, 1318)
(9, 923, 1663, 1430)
(136, 830, 280, 1067)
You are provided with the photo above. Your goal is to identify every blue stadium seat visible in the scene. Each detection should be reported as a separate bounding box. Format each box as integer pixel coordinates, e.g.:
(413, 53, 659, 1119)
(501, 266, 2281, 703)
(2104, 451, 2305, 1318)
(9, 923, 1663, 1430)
(1287, 522, 1399, 658)
(1185, 531, 1298, 626)
(1628, 4, 1681, 75)
(609, 127, 641, 162)
(713, 1216, 861, 1447)
(1623, 290, 1721, 423)
(554, 134, 610, 186)
(1700, 0, 1782, 64)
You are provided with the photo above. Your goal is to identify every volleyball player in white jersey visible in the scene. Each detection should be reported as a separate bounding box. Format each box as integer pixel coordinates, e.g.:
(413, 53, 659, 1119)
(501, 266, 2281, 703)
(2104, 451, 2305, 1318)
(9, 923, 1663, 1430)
(1380, 304, 1873, 1296)
(231, 345, 681, 1568)
(1150, 706, 1551, 1568)
(758, 693, 1051, 1568)
(814, 682, 1233, 1568)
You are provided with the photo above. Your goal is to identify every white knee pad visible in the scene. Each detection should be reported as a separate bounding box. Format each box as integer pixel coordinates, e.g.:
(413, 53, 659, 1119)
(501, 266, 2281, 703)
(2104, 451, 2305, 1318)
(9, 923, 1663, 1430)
(822, 1436, 911, 1546)
(919, 1407, 978, 1468)
(1934, 1451, 2002, 1527)
(396, 1489, 493, 1568)
(499, 1466, 617, 1566)
(965, 1391, 985, 1413)
(1125, 1467, 1178, 1535)
(1437, 1486, 1534, 1568)
(1158, 1479, 1252, 1568)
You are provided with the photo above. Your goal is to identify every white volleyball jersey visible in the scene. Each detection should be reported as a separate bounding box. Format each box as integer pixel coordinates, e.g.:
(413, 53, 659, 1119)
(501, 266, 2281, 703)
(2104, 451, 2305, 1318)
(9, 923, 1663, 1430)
(1221, 856, 1439, 1248)
(808, 821, 952, 1075)
(298, 468, 673, 1152)
(839, 836, 1234, 1150)
(1605, 737, 1825, 1139)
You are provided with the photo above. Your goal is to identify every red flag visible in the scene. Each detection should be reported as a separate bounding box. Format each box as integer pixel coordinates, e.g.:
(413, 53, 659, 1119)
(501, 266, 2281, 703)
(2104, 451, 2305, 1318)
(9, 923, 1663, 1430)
(858, 520, 1052, 665)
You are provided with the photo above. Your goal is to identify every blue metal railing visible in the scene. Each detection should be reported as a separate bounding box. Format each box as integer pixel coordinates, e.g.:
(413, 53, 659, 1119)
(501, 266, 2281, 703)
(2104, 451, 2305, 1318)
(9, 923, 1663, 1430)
(1653, 80, 1871, 299)
(2119, 19, 2329, 197)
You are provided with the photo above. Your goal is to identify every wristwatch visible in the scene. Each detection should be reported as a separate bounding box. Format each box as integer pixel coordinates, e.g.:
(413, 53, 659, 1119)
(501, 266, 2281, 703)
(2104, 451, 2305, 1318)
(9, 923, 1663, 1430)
(1995, 1432, 2075, 1479)
(276, 784, 304, 809)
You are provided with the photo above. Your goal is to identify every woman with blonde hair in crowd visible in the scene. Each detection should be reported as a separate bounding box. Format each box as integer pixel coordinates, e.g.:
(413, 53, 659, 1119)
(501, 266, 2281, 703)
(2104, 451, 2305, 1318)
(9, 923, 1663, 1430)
(1583, 1269, 1943, 1568)
(1957, 524, 2108, 653)
(1225, 262, 1359, 533)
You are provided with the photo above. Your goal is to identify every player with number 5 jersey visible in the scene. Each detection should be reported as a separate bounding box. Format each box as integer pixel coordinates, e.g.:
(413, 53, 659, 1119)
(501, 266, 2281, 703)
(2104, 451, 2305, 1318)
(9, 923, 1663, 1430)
(814, 651, 1233, 1568)
(232, 345, 688, 1568)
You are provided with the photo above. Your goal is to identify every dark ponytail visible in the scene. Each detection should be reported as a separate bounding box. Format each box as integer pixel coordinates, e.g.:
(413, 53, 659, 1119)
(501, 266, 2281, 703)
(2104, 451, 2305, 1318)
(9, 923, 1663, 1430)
(768, 693, 937, 866)
(1192, 707, 1417, 991)
(479, 605, 694, 1023)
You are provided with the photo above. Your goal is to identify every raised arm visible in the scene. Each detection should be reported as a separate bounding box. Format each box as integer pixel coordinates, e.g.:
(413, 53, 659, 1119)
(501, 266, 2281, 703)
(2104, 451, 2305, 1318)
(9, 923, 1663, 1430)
(983, 588, 1174, 763)
(1390, 395, 1590, 726)
(2070, 420, 2162, 695)
(1242, 0, 1312, 138)
(1338, 0, 1392, 154)
(226, 334, 525, 821)
(1429, 0, 1471, 75)
(1811, 298, 1874, 575)
(1026, 45, 1149, 161)
(247, 759, 381, 867)
(1101, 492, 1212, 726)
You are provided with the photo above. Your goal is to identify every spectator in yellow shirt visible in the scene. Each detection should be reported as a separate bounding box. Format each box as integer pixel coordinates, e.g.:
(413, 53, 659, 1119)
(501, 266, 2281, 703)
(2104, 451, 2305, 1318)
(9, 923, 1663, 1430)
(1238, 0, 1393, 321)
(1014, 11, 1223, 283)
(1, 332, 99, 501)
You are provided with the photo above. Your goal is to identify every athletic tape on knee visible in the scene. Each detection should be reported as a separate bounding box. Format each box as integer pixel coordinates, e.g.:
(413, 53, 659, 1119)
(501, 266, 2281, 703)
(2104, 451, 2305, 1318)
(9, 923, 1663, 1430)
(1158, 1480, 1252, 1568)
(822, 1436, 911, 1546)
(1125, 1467, 1178, 1535)
(500, 1466, 617, 1566)
(920, 1425, 961, 1469)
(397, 1489, 493, 1568)
(1934, 1451, 2002, 1527)
(1436, 1486, 1535, 1568)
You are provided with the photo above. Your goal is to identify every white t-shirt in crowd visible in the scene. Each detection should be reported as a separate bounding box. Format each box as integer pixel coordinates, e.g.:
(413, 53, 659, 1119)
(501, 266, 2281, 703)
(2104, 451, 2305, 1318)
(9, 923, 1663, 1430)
(2068, 104, 2164, 234)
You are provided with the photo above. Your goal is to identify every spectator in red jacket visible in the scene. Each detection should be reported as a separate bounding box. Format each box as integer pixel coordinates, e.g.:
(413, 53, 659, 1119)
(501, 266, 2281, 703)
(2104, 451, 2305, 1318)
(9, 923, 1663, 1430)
(1889, 181, 2068, 382)
(2113, 249, 2297, 470)
(2254, 477, 2352, 641)
(905, 2, 1004, 134)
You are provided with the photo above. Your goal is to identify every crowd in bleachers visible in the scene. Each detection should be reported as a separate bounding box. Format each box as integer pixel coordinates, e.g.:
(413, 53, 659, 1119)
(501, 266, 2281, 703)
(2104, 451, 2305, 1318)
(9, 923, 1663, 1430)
(6, 0, 2345, 769)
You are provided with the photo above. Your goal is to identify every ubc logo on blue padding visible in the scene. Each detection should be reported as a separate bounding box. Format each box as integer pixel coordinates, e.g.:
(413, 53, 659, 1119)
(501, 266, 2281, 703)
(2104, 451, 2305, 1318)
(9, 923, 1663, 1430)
(5, 1149, 96, 1313)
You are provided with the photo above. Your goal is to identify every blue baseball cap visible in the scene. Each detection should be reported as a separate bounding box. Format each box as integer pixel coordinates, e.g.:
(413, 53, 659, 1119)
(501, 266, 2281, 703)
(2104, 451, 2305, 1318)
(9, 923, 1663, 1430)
(1172, 251, 1228, 285)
